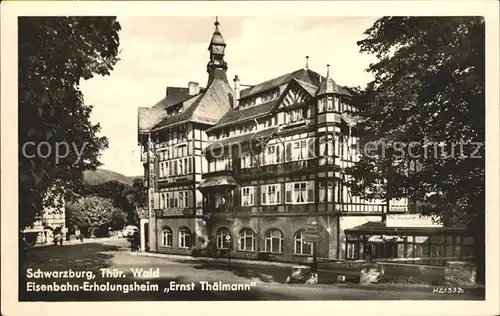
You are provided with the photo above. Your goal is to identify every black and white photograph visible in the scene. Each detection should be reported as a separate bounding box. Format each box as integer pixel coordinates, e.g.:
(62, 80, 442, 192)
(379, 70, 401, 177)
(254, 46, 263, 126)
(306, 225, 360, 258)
(1, 1, 499, 315)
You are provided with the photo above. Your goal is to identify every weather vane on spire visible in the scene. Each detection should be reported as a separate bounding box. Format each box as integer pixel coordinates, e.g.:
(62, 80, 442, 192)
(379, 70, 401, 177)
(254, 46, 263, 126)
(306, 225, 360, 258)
(215, 16, 219, 26)
(305, 56, 309, 69)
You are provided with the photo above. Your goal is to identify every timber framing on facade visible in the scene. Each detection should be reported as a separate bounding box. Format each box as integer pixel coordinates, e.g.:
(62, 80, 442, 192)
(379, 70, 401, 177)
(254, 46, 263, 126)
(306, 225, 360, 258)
(137, 18, 411, 263)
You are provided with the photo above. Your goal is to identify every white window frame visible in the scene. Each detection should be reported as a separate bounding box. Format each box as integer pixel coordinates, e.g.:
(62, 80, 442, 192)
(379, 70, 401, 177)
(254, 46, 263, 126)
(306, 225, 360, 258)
(178, 228, 191, 249)
(238, 228, 256, 251)
(162, 227, 173, 247)
(319, 180, 334, 202)
(285, 181, 314, 204)
(261, 184, 281, 205)
(216, 228, 231, 250)
(179, 191, 184, 208)
(241, 186, 255, 206)
(264, 229, 284, 253)
(347, 242, 358, 259)
(327, 97, 333, 111)
(294, 230, 313, 255)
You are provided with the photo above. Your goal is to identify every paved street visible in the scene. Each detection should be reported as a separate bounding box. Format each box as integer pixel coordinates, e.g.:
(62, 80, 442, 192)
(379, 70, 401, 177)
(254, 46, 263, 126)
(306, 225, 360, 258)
(20, 237, 484, 301)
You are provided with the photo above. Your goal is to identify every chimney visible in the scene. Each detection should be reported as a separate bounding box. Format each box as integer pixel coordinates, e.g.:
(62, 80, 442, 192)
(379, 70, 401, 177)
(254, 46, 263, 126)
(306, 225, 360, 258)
(233, 75, 240, 107)
(188, 82, 200, 95)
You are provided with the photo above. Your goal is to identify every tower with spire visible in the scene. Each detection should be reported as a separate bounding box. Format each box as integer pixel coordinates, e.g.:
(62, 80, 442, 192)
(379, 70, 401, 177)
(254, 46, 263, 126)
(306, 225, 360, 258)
(207, 16, 228, 85)
(317, 64, 341, 112)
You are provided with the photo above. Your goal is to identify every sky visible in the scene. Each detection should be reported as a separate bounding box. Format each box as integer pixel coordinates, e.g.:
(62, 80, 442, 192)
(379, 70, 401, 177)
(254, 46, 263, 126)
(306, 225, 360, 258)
(80, 16, 379, 177)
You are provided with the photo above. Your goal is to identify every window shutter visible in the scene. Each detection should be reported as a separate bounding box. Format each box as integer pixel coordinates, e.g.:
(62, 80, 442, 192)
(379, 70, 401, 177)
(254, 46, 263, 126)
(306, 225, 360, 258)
(307, 181, 314, 202)
(276, 145, 281, 163)
(262, 188, 267, 204)
(308, 138, 315, 158)
(277, 185, 281, 203)
(250, 190, 254, 206)
(174, 161, 178, 175)
(307, 188, 314, 202)
(188, 158, 192, 173)
(286, 143, 292, 162)
(285, 184, 292, 203)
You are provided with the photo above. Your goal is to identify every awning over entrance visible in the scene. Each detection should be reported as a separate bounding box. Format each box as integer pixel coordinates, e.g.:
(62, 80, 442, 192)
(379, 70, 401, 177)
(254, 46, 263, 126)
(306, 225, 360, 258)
(198, 175, 238, 191)
(345, 221, 468, 236)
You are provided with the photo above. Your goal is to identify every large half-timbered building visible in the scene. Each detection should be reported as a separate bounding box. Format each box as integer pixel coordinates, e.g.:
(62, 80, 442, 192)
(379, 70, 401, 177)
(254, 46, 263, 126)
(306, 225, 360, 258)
(137, 18, 411, 263)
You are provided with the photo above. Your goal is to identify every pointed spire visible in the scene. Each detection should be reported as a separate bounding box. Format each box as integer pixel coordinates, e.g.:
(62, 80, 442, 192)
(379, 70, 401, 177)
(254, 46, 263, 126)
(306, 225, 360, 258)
(209, 16, 226, 46)
(214, 16, 220, 33)
(305, 56, 309, 69)
(317, 63, 338, 96)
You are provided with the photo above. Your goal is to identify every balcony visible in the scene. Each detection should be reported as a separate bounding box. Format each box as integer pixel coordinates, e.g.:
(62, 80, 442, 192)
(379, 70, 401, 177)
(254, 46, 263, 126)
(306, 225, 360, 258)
(239, 159, 319, 179)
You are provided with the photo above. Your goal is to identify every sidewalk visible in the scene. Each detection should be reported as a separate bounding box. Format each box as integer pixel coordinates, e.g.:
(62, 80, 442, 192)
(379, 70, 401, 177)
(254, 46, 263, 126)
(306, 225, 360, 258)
(29, 235, 120, 248)
(133, 250, 299, 268)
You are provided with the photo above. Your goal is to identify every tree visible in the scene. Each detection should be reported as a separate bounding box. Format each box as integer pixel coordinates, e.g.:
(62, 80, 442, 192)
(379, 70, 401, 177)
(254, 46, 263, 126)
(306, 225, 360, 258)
(18, 17, 121, 229)
(346, 17, 485, 281)
(67, 196, 125, 237)
(82, 180, 144, 225)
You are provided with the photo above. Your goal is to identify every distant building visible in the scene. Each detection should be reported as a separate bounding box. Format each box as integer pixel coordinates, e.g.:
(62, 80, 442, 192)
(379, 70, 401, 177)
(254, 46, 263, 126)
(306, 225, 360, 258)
(23, 190, 66, 244)
(137, 18, 449, 264)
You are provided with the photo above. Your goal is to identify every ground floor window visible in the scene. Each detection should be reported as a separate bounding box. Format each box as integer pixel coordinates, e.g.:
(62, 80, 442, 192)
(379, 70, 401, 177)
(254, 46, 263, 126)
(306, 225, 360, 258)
(239, 228, 255, 251)
(346, 242, 359, 259)
(294, 230, 313, 255)
(178, 228, 191, 249)
(216, 227, 231, 249)
(161, 227, 172, 247)
(265, 229, 284, 253)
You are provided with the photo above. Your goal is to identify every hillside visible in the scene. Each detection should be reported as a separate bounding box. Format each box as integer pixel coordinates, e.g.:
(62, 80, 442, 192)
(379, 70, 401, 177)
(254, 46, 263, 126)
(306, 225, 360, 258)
(83, 168, 141, 187)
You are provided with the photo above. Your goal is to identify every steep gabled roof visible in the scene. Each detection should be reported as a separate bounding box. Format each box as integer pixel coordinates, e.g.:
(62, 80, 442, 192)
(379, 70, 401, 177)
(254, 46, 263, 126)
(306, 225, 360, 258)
(207, 99, 278, 132)
(138, 107, 166, 134)
(152, 87, 206, 110)
(151, 70, 233, 131)
(239, 68, 322, 99)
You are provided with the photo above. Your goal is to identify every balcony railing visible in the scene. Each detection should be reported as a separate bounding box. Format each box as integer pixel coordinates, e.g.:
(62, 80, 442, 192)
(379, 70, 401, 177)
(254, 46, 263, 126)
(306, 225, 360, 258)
(239, 159, 318, 179)
(203, 169, 234, 178)
(201, 202, 392, 215)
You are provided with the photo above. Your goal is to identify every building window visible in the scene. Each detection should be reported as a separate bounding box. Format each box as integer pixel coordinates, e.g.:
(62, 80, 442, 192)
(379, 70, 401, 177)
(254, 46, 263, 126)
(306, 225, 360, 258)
(319, 180, 334, 202)
(294, 182, 307, 203)
(178, 228, 191, 249)
(238, 228, 255, 251)
(318, 100, 324, 113)
(346, 242, 359, 259)
(179, 159, 184, 175)
(161, 227, 173, 247)
(216, 228, 231, 250)
(285, 181, 314, 204)
(264, 229, 284, 253)
(262, 184, 281, 205)
(160, 163, 165, 178)
(166, 193, 170, 208)
(327, 97, 333, 111)
(161, 193, 166, 208)
(179, 192, 184, 208)
(294, 230, 313, 255)
(241, 186, 255, 206)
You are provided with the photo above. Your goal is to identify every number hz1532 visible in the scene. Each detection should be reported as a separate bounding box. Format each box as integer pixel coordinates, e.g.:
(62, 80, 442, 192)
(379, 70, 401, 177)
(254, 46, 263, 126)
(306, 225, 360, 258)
(432, 287, 464, 294)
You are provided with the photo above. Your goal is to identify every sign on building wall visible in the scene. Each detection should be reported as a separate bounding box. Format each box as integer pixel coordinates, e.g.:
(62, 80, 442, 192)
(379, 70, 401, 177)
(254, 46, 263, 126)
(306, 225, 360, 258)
(386, 214, 442, 228)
